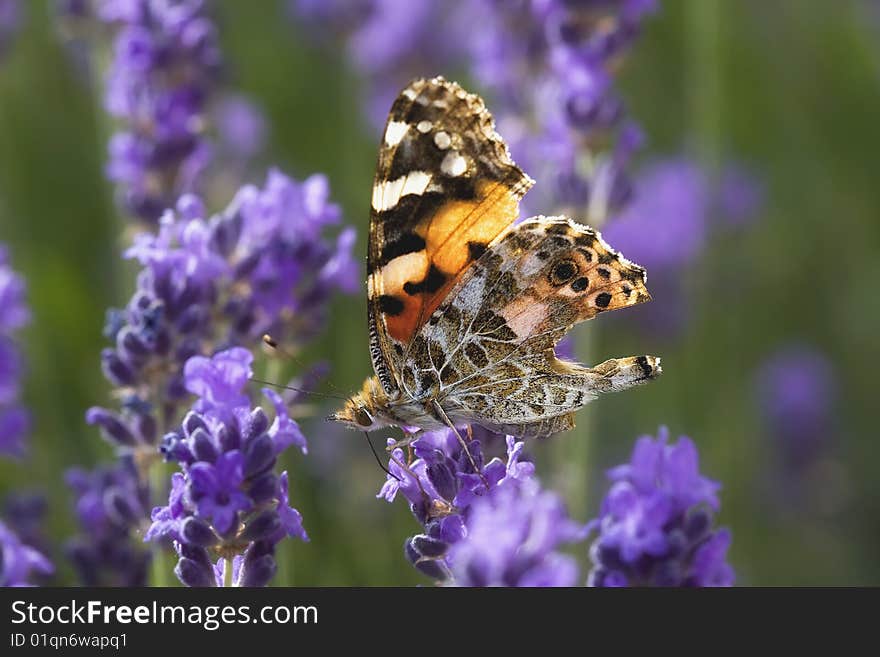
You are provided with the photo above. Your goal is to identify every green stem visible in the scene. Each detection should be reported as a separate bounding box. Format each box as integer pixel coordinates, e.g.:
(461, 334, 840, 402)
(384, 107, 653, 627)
(224, 557, 234, 587)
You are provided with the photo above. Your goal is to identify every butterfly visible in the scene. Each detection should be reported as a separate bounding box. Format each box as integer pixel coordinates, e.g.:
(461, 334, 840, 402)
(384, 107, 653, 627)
(332, 77, 660, 441)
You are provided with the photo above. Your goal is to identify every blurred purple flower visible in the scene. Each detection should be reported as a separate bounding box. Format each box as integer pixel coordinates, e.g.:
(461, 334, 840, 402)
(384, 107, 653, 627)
(756, 344, 836, 469)
(448, 477, 586, 587)
(64, 457, 151, 586)
(292, 1, 657, 219)
(99, 0, 222, 222)
(0, 519, 53, 587)
(0, 0, 21, 59)
(603, 159, 710, 272)
(148, 348, 308, 587)
(293, 0, 459, 127)
(0, 245, 30, 458)
(214, 94, 267, 161)
(587, 427, 734, 587)
(716, 164, 764, 228)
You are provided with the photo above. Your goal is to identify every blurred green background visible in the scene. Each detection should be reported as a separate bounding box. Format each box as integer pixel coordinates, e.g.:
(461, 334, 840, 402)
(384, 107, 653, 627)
(0, 0, 878, 585)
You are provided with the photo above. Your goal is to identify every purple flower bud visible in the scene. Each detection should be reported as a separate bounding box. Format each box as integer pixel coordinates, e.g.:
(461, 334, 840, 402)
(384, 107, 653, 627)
(181, 517, 217, 547)
(189, 427, 218, 463)
(85, 407, 136, 447)
(241, 407, 269, 442)
(100, 348, 135, 386)
(243, 433, 275, 478)
(248, 473, 278, 505)
(175, 556, 216, 587)
(238, 552, 276, 588)
(411, 534, 447, 559)
(241, 510, 281, 542)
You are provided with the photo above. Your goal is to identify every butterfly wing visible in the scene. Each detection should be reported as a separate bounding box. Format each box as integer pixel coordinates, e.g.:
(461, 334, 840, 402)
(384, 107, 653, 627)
(367, 77, 534, 394)
(405, 216, 660, 438)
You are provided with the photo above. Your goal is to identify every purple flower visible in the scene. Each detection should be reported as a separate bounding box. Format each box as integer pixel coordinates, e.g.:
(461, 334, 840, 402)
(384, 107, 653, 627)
(0, 245, 30, 458)
(91, 170, 354, 458)
(448, 477, 586, 587)
(184, 347, 253, 413)
(148, 350, 308, 587)
(756, 344, 836, 470)
(603, 159, 710, 272)
(99, 0, 222, 222)
(293, 0, 460, 128)
(587, 427, 734, 587)
(716, 164, 764, 228)
(64, 457, 151, 586)
(189, 452, 251, 536)
(0, 0, 21, 59)
(0, 519, 53, 587)
(380, 431, 581, 585)
(214, 94, 267, 161)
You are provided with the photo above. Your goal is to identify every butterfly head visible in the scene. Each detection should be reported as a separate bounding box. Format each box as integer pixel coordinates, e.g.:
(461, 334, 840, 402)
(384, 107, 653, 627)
(330, 377, 391, 432)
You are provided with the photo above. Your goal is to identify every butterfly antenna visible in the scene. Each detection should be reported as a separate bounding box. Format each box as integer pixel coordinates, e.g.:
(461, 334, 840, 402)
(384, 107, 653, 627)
(250, 377, 347, 402)
(364, 431, 400, 482)
(262, 334, 349, 398)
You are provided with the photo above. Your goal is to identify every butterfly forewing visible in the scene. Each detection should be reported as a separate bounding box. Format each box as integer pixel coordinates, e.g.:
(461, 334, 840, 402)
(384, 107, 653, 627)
(367, 77, 534, 394)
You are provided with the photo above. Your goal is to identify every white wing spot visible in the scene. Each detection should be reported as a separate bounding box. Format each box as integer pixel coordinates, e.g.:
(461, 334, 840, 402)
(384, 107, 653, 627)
(403, 88, 417, 100)
(433, 131, 451, 150)
(441, 152, 468, 177)
(417, 120, 433, 133)
(371, 171, 432, 211)
(384, 120, 409, 147)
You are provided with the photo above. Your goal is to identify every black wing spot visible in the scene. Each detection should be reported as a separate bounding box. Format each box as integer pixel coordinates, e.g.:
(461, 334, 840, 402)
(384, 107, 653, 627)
(570, 277, 589, 292)
(595, 292, 612, 308)
(597, 267, 612, 280)
(380, 232, 426, 266)
(637, 356, 655, 377)
(403, 264, 448, 295)
(574, 234, 595, 247)
(378, 295, 405, 316)
(549, 259, 577, 286)
(545, 223, 569, 235)
(467, 241, 488, 260)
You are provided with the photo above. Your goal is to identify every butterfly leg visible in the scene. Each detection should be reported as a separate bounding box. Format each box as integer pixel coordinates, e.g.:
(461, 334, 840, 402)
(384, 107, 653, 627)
(585, 355, 662, 393)
(429, 399, 490, 489)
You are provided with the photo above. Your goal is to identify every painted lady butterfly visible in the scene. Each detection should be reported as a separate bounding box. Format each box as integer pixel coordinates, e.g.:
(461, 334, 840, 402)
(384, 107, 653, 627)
(333, 77, 660, 440)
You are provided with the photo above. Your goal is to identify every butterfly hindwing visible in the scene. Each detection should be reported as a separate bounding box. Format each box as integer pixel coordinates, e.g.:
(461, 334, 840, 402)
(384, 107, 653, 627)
(367, 77, 534, 394)
(402, 216, 658, 437)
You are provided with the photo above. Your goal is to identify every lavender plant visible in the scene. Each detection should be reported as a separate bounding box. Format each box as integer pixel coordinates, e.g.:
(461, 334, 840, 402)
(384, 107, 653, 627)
(380, 432, 584, 585)
(0, 246, 52, 586)
(147, 348, 308, 587)
(64, 458, 151, 586)
(0, 245, 30, 458)
(87, 170, 355, 468)
(586, 427, 734, 587)
(0, 519, 53, 587)
(0, 0, 20, 60)
(98, 0, 223, 222)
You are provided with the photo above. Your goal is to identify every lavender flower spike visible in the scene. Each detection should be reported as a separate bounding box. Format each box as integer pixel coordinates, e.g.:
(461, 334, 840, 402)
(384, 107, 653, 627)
(380, 431, 584, 585)
(587, 427, 734, 587)
(100, 0, 222, 222)
(0, 520, 52, 587)
(148, 348, 309, 587)
(0, 244, 31, 458)
(90, 169, 354, 459)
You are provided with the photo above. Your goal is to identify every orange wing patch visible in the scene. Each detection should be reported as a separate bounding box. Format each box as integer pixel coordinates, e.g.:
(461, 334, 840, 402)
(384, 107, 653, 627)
(378, 180, 519, 343)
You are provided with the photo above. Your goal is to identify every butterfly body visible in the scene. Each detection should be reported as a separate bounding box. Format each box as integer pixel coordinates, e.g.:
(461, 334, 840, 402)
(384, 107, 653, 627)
(334, 77, 661, 439)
